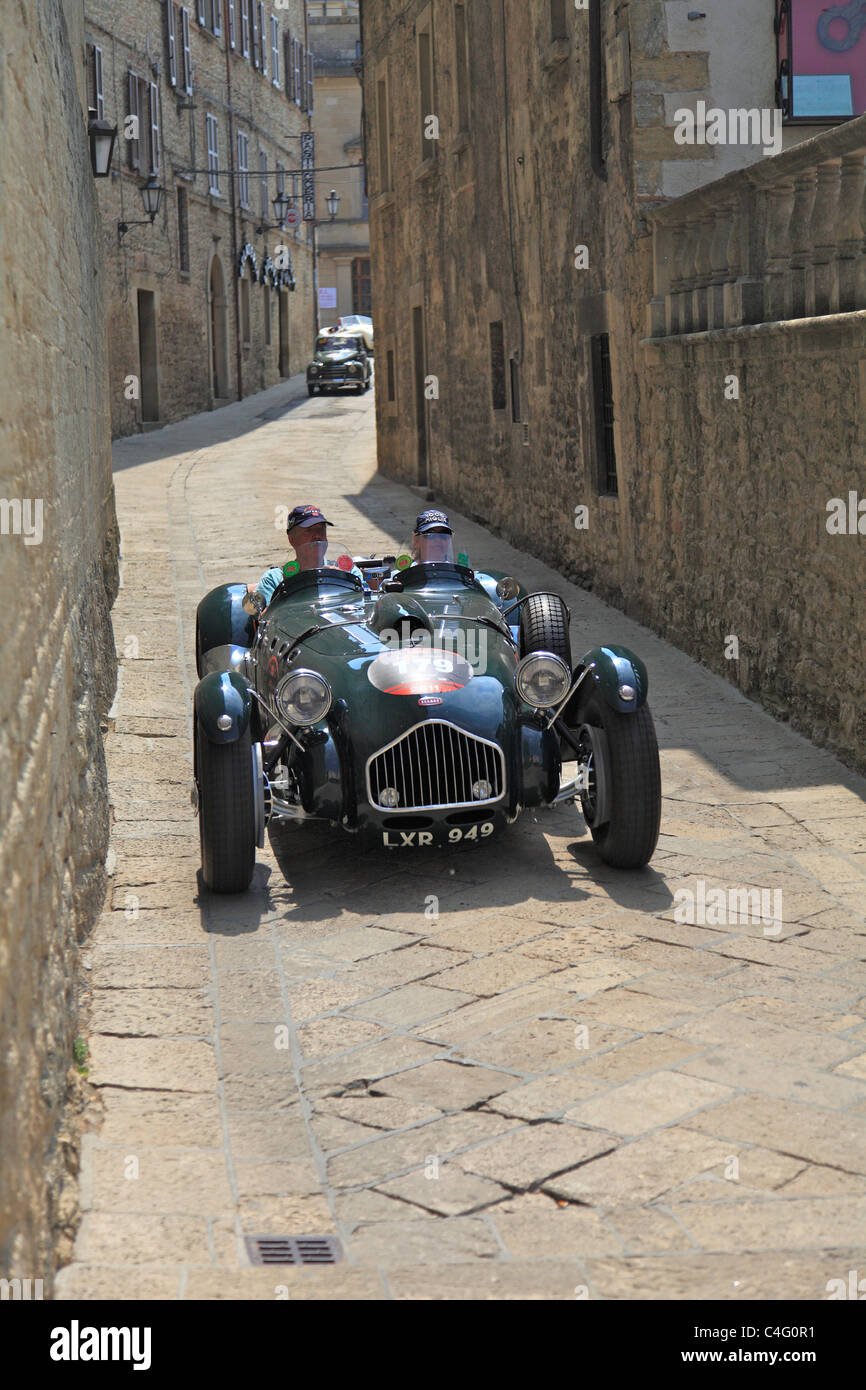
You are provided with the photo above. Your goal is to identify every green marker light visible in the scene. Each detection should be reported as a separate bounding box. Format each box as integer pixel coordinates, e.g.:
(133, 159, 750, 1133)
(282, 560, 300, 577)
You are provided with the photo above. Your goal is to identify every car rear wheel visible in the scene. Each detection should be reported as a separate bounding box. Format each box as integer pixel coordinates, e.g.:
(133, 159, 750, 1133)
(196, 723, 256, 893)
(519, 593, 572, 668)
(572, 692, 660, 868)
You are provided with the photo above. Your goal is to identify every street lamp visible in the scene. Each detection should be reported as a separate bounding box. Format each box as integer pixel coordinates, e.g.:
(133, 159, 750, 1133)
(117, 176, 164, 240)
(88, 114, 117, 177)
(272, 190, 290, 227)
(326, 189, 340, 220)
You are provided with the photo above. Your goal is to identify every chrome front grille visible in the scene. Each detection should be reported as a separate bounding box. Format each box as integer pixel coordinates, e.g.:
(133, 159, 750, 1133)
(366, 721, 506, 812)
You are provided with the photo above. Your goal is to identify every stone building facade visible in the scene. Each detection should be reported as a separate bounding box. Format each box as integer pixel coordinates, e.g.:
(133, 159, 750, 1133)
(0, 0, 118, 1286)
(85, 0, 317, 437)
(362, 0, 866, 772)
(309, 0, 370, 323)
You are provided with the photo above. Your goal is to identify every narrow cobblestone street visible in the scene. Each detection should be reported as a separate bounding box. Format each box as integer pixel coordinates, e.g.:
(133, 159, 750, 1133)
(56, 378, 866, 1300)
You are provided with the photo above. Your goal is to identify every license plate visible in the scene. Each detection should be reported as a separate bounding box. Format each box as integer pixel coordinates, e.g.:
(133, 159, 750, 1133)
(382, 822, 495, 846)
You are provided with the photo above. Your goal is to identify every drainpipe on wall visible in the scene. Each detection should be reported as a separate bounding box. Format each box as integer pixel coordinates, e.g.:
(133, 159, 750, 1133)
(305, 0, 318, 342)
(224, 29, 243, 401)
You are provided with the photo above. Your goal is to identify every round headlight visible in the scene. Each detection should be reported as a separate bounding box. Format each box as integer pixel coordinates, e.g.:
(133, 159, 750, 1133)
(348, 363, 359, 374)
(495, 576, 520, 600)
(275, 669, 332, 726)
(515, 651, 571, 709)
(309, 364, 319, 376)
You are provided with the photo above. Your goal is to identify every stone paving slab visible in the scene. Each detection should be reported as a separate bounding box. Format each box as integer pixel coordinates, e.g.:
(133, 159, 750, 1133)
(60, 376, 866, 1299)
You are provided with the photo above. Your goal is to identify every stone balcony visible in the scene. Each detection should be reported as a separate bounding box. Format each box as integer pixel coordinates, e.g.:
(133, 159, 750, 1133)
(646, 113, 866, 337)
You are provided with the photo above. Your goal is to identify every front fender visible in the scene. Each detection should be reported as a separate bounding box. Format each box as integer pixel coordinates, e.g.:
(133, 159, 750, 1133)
(574, 645, 649, 714)
(296, 728, 344, 822)
(196, 584, 256, 677)
(514, 718, 561, 810)
(194, 670, 253, 744)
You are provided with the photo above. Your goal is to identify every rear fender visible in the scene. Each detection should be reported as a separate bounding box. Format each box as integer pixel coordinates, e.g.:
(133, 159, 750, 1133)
(194, 670, 253, 745)
(570, 645, 649, 716)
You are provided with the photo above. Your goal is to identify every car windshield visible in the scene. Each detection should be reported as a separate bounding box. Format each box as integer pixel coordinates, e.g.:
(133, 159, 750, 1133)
(330, 336, 361, 352)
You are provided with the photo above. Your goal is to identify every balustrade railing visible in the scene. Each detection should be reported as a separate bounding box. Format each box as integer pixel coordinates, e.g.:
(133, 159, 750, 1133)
(646, 114, 866, 337)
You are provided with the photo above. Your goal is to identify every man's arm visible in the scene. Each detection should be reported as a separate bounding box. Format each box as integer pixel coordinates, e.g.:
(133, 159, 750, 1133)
(255, 567, 285, 606)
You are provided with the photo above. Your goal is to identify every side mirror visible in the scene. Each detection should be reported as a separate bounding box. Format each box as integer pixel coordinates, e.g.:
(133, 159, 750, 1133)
(242, 589, 267, 616)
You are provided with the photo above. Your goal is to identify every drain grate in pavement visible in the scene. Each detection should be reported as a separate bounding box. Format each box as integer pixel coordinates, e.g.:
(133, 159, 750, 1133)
(245, 1235, 343, 1267)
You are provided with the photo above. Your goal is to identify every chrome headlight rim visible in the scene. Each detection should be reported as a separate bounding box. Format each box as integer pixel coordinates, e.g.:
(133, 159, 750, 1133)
(309, 364, 319, 376)
(515, 651, 572, 709)
(274, 668, 332, 726)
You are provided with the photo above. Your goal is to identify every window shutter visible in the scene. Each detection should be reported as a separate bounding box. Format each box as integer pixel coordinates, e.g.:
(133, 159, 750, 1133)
(196, 0, 205, 24)
(284, 32, 292, 100)
(251, 0, 259, 67)
(271, 17, 279, 85)
(94, 45, 104, 118)
(167, 5, 177, 87)
(128, 70, 140, 169)
(293, 38, 300, 105)
(259, 4, 267, 77)
(306, 48, 313, 114)
(228, 0, 236, 48)
(211, 0, 221, 36)
(181, 8, 192, 93)
(149, 82, 160, 173)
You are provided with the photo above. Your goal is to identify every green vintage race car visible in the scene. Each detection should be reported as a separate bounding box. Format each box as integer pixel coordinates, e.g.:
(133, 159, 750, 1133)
(193, 555, 661, 892)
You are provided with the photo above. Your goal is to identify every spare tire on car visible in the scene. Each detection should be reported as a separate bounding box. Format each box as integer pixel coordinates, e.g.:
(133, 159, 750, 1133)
(519, 593, 572, 668)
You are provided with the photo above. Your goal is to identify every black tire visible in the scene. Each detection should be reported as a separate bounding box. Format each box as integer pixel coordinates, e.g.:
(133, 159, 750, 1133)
(197, 723, 256, 892)
(519, 593, 572, 667)
(573, 692, 661, 869)
(363, 378, 371, 392)
(307, 384, 316, 396)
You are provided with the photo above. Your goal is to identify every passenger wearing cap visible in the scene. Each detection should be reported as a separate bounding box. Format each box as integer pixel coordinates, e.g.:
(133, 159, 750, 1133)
(409, 510, 456, 566)
(248, 505, 363, 606)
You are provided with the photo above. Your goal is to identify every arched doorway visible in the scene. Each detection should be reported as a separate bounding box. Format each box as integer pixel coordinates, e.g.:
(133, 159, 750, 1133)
(209, 256, 228, 399)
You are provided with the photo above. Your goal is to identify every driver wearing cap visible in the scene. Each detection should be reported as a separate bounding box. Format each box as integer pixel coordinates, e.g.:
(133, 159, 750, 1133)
(249, 505, 364, 607)
(409, 509, 456, 566)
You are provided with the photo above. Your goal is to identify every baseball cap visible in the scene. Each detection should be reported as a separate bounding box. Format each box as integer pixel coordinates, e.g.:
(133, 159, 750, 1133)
(286, 505, 334, 533)
(414, 509, 452, 535)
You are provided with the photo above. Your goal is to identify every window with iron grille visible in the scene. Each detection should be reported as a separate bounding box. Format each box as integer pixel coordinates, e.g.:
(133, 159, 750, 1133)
(386, 348, 396, 402)
(589, 0, 607, 177)
(237, 131, 250, 207)
(241, 0, 250, 56)
(271, 16, 280, 86)
(228, 0, 236, 49)
(775, 0, 866, 121)
(87, 43, 104, 118)
(177, 186, 190, 272)
(149, 82, 160, 173)
(196, 0, 205, 23)
(206, 112, 220, 193)
(260, 148, 268, 219)
(591, 333, 617, 496)
(489, 321, 506, 412)
(211, 0, 221, 37)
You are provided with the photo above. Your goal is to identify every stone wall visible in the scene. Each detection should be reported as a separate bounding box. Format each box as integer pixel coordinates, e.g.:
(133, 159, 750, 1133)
(0, 0, 119, 1287)
(363, 0, 866, 773)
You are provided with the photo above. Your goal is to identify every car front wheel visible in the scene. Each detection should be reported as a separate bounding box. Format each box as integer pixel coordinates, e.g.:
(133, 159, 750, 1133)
(196, 723, 256, 892)
(571, 692, 661, 869)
